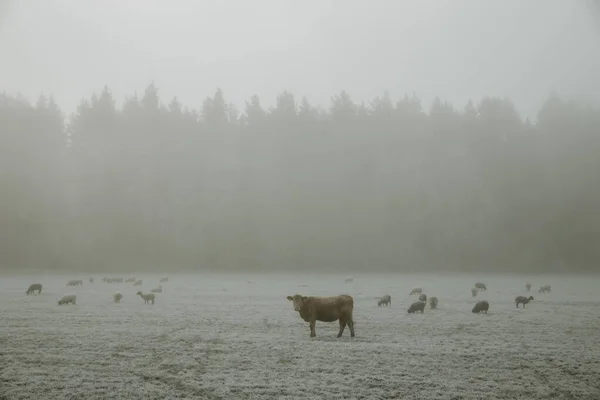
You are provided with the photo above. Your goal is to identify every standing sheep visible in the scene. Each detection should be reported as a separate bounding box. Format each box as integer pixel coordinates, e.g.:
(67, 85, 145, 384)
(89, 277, 94, 284)
(377, 294, 391, 307)
(151, 286, 163, 293)
(114, 292, 123, 303)
(137, 291, 155, 304)
(407, 301, 426, 314)
(471, 288, 478, 297)
(125, 277, 136, 283)
(472, 300, 489, 314)
(409, 287, 422, 295)
(159, 277, 169, 283)
(526, 282, 532, 292)
(26, 283, 43, 295)
(58, 294, 77, 305)
(538, 285, 551, 294)
(474, 282, 487, 291)
(133, 280, 143, 286)
(429, 297, 438, 309)
(515, 296, 534, 308)
(419, 294, 427, 303)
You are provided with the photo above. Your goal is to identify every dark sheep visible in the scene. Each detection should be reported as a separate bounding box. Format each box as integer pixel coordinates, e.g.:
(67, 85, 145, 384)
(419, 294, 427, 303)
(407, 301, 426, 314)
(474, 282, 487, 291)
(515, 295, 534, 308)
(472, 300, 489, 313)
(26, 283, 42, 295)
(377, 294, 391, 307)
(429, 297, 438, 309)
(471, 288, 478, 297)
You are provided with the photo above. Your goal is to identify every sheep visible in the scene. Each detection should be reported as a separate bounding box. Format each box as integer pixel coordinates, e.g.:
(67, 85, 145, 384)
(114, 292, 123, 303)
(472, 300, 489, 314)
(345, 276, 354, 283)
(538, 285, 551, 294)
(125, 277, 136, 283)
(137, 291, 155, 304)
(151, 285, 163, 293)
(419, 294, 427, 303)
(409, 287, 422, 295)
(377, 294, 391, 307)
(515, 295, 534, 308)
(525, 282, 532, 292)
(429, 296, 438, 309)
(407, 301, 426, 314)
(133, 280, 143, 286)
(159, 277, 169, 283)
(471, 287, 478, 297)
(66, 279, 82, 286)
(58, 294, 76, 305)
(474, 282, 487, 291)
(89, 277, 94, 284)
(26, 283, 42, 295)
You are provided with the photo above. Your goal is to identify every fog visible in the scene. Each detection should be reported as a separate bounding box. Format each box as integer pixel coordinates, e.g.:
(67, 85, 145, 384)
(1, 0, 600, 273)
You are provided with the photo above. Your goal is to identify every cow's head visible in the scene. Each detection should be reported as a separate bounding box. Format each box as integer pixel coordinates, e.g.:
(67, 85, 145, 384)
(287, 294, 308, 311)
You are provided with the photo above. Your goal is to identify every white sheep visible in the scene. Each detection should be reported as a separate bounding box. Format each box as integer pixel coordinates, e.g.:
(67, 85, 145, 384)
(58, 293, 76, 305)
(151, 285, 163, 293)
(159, 277, 168, 283)
(133, 280, 143, 286)
(137, 291, 155, 304)
(114, 291, 123, 303)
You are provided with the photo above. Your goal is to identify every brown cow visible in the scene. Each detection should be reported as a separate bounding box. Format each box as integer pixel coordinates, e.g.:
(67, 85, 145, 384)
(287, 294, 355, 338)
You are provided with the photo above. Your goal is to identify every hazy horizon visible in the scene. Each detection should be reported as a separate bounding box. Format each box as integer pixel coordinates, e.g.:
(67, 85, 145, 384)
(2, 0, 600, 120)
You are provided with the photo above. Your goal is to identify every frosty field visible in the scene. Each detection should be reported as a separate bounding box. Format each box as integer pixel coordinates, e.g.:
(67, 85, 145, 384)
(1, 273, 599, 400)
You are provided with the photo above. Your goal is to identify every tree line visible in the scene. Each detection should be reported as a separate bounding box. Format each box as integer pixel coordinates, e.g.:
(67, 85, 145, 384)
(1, 84, 599, 273)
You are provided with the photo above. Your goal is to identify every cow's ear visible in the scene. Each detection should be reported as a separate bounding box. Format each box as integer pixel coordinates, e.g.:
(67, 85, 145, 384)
(287, 296, 293, 301)
(301, 296, 308, 301)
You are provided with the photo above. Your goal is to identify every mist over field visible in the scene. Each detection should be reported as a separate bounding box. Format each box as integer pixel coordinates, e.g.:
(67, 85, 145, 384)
(1, 0, 599, 275)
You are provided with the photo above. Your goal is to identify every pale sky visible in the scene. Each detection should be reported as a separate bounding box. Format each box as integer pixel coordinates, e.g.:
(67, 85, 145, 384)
(1, 0, 599, 119)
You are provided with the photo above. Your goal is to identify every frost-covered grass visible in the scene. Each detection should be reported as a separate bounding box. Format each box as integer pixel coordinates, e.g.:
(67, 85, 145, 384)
(1, 273, 599, 399)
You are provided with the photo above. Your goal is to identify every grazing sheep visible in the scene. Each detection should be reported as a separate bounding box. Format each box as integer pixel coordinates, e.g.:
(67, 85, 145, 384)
(113, 292, 123, 303)
(419, 294, 427, 303)
(137, 291, 155, 304)
(58, 293, 76, 305)
(26, 283, 42, 295)
(151, 286, 163, 293)
(526, 282, 532, 292)
(538, 285, 551, 294)
(472, 300, 489, 314)
(66, 279, 82, 286)
(471, 288, 478, 297)
(429, 297, 438, 309)
(377, 294, 391, 307)
(159, 277, 168, 283)
(407, 301, 426, 314)
(515, 295, 534, 308)
(474, 282, 487, 291)
(133, 280, 143, 286)
(125, 277, 136, 283)
(409, 287, 423, 295)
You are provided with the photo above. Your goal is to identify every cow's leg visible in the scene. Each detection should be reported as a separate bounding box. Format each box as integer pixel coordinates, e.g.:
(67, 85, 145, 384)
(337, 318, 346, 338)
(348, 318, 355, 337)
(309, 319, 316, 338)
